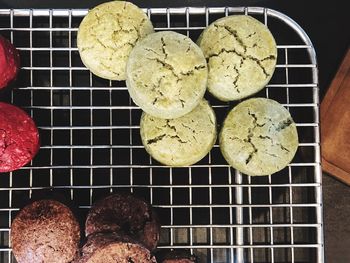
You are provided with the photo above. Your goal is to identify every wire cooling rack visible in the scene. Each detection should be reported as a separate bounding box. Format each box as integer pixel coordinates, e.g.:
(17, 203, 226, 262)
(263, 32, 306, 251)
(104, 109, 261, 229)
(0, 6, 323, 263)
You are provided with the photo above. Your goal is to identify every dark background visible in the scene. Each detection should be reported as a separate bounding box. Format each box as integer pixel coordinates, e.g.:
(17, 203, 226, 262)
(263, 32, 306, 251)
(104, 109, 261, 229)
(0, 0, 349, 262)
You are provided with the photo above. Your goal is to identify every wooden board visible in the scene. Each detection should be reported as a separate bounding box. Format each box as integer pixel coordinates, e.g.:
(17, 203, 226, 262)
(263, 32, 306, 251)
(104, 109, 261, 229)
(321, 48, 350, 184)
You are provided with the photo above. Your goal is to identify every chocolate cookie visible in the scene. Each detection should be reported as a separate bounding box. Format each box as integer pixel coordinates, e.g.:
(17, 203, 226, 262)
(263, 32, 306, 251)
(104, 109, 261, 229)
(85, 193, 160, 251)
(76, 232, 157, 263)
(11, 199, 81, 263)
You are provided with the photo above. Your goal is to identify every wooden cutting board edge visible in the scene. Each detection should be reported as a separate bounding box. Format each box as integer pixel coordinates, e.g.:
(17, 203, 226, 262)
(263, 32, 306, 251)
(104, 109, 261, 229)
(321, 47, 350, 184)
(322, 157, 350, 185)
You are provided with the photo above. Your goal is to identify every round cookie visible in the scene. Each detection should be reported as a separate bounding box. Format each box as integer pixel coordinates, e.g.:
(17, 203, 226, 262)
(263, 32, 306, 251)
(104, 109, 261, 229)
(140, 99, 216, 166)
(11, 199, 81, 263)
(219, 98, 298, 176)
(126, 31, 207, 119)
(198, 15, 277, 101)
(77, 1, 154, 80)
(0, 102, 40, 173)
(85, 193, 160, 251)
(0, 35, 20, 90)
(76, 232, 156, 263)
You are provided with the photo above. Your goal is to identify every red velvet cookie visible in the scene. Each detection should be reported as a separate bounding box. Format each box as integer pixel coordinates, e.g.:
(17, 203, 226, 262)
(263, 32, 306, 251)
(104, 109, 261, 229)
(0, 102, 40, 173)
(0, 35, 20, 90)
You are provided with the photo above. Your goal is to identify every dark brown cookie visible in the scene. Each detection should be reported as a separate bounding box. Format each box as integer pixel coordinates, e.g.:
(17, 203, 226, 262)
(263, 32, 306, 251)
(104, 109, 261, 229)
(76, 232, 157, 263)
(85, 193, 160, 251)
(10, 199, 81, 263)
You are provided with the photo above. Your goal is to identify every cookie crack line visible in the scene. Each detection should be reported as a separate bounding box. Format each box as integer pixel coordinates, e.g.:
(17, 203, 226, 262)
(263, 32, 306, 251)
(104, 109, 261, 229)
(146, 58, 181, 81)
(244, 130, 258, 165)
(146, 133, 187, 145)
(146, 58, 204, 107)
(256, 135, 290, 153)
(160, 37, 168, 59)
(181, 123, 197, 134)
(146, 120, 191, 146)
(208, 48, 275, 78)
(248, 110, 266, 128)
(144, 47, 163, 57)
(214, 24, 247, 53)
(244, 111, 261, 164)
(151, 76, 165, 105)
(276, 142, 290, 153)
(147, 58, 205, 81)
(257, 134, 274, 144)
(170, 135, 187, 144)
(177, 89, 185, 108)
(261, 150, 278, 158)
(179, 65, 206, 77)
(246, 32, 257, 38)
(232, 64, 240, 93)
(100, 62, 119, 75)
(164, 120, 177, 133)
(146, 134, 166, 145)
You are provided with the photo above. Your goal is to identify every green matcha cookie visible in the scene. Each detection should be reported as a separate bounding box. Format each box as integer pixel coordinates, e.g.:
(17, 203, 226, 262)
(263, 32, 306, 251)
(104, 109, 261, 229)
(140, 100, 216, 166)
(77, 1, 154, 80)
(198, 15, 277, 101)
(127, 31, 208, 119)
(220, 98, 298, 176)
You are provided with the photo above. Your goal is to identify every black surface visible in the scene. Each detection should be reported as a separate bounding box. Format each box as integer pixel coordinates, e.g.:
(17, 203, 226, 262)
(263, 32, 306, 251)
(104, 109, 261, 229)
(0, 1, 349, 262)
(323, 173, 350, 263)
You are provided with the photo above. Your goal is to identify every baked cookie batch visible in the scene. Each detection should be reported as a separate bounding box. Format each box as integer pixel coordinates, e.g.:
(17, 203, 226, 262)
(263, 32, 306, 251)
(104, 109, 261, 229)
(9, 1, 300, 263)
(77, 0, 298, 174)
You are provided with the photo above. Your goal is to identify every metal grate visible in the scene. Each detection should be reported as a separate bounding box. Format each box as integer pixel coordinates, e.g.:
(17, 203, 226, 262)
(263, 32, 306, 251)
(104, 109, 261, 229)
(0, 7, 323, 263)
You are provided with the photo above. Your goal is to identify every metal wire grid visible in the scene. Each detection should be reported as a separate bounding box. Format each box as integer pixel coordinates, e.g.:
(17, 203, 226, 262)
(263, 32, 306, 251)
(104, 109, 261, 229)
(0, 7, 323, 263)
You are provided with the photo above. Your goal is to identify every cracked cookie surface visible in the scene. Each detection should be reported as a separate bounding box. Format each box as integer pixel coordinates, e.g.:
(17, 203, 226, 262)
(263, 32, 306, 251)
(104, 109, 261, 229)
(76, 232, 156, 263)
(219, 98, 298, 176)
(127, 31, 207, 119)
(198, 15, 277, 101)
(140, 100, 216, 166)
(0, 102, 40, 173)
(77, 1, 154, 80)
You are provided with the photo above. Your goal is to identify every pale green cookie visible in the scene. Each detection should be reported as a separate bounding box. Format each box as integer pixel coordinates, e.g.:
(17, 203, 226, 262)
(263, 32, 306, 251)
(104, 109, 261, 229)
(77, 1, 154, 80)
(220, 98, 298, 176)
(140, 100, 216, 166)
(198, 15, 277, 101)
(127, 31, 208, 119)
